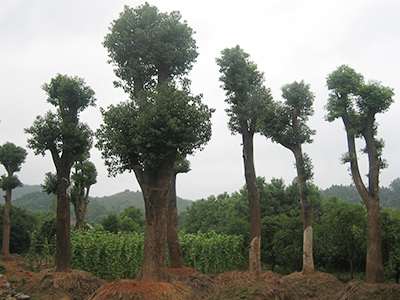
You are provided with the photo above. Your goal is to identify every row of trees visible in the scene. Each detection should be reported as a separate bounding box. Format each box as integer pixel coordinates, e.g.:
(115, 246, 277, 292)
(1, 2, 394, 284)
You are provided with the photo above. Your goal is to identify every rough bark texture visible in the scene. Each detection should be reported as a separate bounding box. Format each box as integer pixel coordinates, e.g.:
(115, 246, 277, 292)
(166, 171, 184, 269)
(1, 189, 12, 257)
(293, 147, 315, 274)
(241, 125, 261, 282)
(55, 169, 72, 272)
(135, 154, 176, 282)
(343, 115, 385, 283)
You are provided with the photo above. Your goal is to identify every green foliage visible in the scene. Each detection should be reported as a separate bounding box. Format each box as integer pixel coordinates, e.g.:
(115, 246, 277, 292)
(41, 172, 57, 195)
(25, 74, 96, 159)
(216, 45, 272, 134)
(381, 208, 400, 282)
(0, 142, 28, 176)
(0, 175, 22, 191)
(0, 205, 40, 253)
(103, 2, 198, 95)
(96, 81, 214, 175)
(180, 231, 245, 274)
(101, 213, 120, 234)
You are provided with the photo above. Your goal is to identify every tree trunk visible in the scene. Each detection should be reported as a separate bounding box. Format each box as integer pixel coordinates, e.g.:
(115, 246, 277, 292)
(365, 200, 385, 283)
(1, 189, 12, 257)
(80, 187, 90, 232)
(135, 153, 176, 282)
(74, 195, 83, 230)
(55, 170, 72, 272)
(293, 147, 315, 274)
(166, 171, 183, 268)
(241, 125, 261, 282)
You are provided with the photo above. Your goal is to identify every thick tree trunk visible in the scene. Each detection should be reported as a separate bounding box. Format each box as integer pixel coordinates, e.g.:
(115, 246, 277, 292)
(1, 189, 12, 257)
(135, 154, 176, 282)
(241, 126, 261, 282)
(166, 172, 183, 268)
(293, 147, 315, 274)
(55, 169, 72, 272)
(365, 200, 385, 283)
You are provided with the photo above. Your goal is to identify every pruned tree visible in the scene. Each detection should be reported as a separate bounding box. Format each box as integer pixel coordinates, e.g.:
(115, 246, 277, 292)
(99, 3, 213, 282)
(167, 155, 190, 268)
(0, 142, 27, 257)
(260, 80, 316, 273)
(325, 64, 394, 283)
(25, 74, 96, 272)
(216, 45, 273, 281)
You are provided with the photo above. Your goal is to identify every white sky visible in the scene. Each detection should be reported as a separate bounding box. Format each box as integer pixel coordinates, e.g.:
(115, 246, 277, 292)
(1, 0, 399, 200)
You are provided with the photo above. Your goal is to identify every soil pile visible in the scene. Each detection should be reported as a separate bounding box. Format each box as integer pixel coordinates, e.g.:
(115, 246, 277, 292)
(16, 269, 106, 300)
(335, 279, 400, 300)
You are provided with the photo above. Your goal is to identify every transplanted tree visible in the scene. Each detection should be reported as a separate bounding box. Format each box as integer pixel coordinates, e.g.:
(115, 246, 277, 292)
(167, 156, 190, 268)
(216, 45, 273, 281)
(71, 154, 97, 231)
(98, 3, 213, 282)
(25, 74, 96, 272)
(325, 64, 394, 283)
(260, 80, 316, 273)
(0, 142, 27, 257)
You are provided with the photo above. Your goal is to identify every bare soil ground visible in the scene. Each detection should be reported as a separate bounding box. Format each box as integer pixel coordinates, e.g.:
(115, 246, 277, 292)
(1, 256, 399, 300)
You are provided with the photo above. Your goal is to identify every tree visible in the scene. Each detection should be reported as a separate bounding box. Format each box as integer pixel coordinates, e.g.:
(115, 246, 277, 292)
(0, 142, 27, 257)
(167, 156, 190, 268)
(98, 3, 213, 282)
(216, 45, 273, 281)
(260, 80, 316, 273)
(325, 64, 394, 283)
(25, 74, 96, 272)
(102, 213, 120, 234)
(71, 154, 97, 231)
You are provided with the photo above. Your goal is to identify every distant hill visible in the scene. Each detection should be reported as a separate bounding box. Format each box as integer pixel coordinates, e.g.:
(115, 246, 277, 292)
(0, 184, 42, 203)
(3, 185, 193, 223)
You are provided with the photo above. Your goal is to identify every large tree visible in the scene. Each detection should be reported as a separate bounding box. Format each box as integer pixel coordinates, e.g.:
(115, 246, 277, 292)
(99, 3, 213, 282)
(325, 64, 394, 283)
(167, 156, 190, 268)
(0, 142, 27, 257)
(260, 80, 316, 273)
(216, 45, 272, 281)
(25, 74, 96, 272)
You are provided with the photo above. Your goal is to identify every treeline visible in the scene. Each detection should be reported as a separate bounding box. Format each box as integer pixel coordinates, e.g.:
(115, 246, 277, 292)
(178, 177, 400, 282)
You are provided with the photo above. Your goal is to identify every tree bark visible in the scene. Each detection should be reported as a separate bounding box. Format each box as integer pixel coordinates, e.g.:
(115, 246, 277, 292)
(79, 187, 90, 232)
(343, 115, 385, 283)
(166, 171, 184, 268)
(1, 189, 12, 257)
(54, 167, 72, 272)
(241, 123, 261, 282)
(292, 147, 315, 274)
(135, 153, 176, 282)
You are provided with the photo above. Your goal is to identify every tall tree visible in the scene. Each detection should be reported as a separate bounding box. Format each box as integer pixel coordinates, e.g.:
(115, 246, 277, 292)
(260, 80, 316, 273)
(216, 45, 272, 281)
(99, 3, 212, 282)
(71, 155, 97, 231)
(25, 74, 96, 272)
(0, 142, 27, 257)
(325, 64, 394, 283)
(167, 156, 190, 268)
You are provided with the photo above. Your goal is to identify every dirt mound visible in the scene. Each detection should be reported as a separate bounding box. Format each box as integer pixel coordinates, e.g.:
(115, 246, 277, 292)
(168, 267, 215, 299)
(335, 279, 400, 300)
(16, 269, 106, 300)
(86, 279, 200, 300)
(281, 271, 344, 299)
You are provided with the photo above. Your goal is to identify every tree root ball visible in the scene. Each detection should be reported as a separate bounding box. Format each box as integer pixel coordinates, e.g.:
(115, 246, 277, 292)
(16, 269, 106, 300)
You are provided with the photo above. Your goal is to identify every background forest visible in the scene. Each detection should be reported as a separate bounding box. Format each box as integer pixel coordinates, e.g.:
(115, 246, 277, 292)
(1, 176, 400, 282)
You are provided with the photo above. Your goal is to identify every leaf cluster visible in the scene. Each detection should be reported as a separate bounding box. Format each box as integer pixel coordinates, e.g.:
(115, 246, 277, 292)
(103, 2, 198, 95)
(96, 81, 214, 176)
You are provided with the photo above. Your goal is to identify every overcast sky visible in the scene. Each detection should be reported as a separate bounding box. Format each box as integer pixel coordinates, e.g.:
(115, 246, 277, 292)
(1, 0, 399, 200)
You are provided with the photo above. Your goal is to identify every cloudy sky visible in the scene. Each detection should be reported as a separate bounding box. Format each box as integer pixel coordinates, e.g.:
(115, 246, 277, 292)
(1, 0, 399, 200)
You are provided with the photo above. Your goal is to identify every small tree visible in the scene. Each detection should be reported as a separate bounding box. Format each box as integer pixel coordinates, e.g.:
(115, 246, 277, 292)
(325, 64, 394, 283)
(0, 142, 27, 257)
(25, 74, 96, 272)
(71, 154, 97, 231)
(260, 80, 316, 273)
(216, 45, 273, 281)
